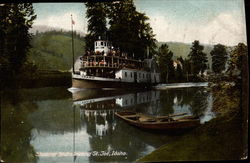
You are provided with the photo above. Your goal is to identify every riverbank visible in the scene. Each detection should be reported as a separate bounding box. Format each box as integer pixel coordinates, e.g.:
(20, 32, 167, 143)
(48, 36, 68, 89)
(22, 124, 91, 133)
(137, 81, 247, 161)
(1, 70, 71, 89)
(154, 82, 208, 89)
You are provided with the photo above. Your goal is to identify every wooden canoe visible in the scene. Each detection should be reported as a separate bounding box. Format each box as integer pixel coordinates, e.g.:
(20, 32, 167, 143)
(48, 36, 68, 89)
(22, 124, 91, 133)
(115, 111, 200, 131)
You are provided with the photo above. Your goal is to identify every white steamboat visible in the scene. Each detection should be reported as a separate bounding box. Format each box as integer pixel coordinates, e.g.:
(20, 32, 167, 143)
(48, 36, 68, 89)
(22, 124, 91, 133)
(72, 39, 160, 89)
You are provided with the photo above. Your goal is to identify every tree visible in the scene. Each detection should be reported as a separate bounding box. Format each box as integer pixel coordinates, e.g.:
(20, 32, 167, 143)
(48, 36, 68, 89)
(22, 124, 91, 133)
(175, 63, 183, 81)
(157, 44, 175, 82)
(177, 56, 184, 64)
(182, 58, 191, 81)
(84, 2, 107, 51)
(106, 0, 156, 59)
(0, 3, 36, 76)
(227, 43, 247, 77)
(175, 56, 184, 81)
(84, 0, 156, 59)
(188, 40, 208, 76)
(210, 44, 228, 74)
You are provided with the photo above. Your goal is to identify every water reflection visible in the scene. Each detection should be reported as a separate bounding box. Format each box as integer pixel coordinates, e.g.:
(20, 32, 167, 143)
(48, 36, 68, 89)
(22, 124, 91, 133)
(72, 87, 213, 162)
(1, 96, 38, 163)
(1, 85, 214, 163)
(72, 87, 212, 119)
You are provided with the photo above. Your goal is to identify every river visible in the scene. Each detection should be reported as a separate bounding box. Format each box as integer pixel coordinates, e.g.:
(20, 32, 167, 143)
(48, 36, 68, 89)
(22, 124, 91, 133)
(0, 82, 214, 163)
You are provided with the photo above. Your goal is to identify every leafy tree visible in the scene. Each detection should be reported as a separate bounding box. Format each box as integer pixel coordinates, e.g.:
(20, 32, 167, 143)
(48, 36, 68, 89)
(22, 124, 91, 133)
(84, 0, 156, 59)
(157, 44, 175, 82)
(0, 3, 36, 76)
(175, 56, 184, 81)
(175, 63, 183, 81)
(106, 0, 156, 59)
(84, 2, 107, 51)
(227, 43, 247, 74)
(177, 56, 184, 64)
(182, 58, 191, 81)
(210, 44, 228, 74)
(182, 58, 191, 73)
(188, 40, 208, 76)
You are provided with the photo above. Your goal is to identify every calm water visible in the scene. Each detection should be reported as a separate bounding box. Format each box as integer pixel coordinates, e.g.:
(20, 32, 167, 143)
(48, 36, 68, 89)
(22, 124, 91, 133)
(0, 83, 214, 163)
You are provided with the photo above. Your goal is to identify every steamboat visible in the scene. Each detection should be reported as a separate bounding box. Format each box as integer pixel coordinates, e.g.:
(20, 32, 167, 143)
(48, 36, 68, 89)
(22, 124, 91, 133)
(72, 38, 160, 89)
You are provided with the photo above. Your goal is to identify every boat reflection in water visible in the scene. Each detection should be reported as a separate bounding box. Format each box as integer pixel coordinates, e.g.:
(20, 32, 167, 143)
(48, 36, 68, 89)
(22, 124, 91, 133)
(69, 86, 214, 162)
(73, 90, 161, 137)
(71, 89, 164, 162)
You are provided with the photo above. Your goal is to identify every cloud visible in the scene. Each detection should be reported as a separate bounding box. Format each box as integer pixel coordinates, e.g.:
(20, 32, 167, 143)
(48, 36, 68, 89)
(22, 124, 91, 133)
(34, 12, 87, 33)
(149, 12, 247, 46)
(200, 13, 247, 45)
(33, 9, 247, 46)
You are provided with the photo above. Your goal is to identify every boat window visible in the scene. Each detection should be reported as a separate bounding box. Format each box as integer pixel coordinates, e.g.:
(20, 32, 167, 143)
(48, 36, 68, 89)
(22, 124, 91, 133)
(125, 72, 127, 77)
(95, 42, 97, 46)
(131, 72, 133, 78)
(139, 73, 141, 78)
(101, 42, 103, 46)
(143, 73, 145, 78)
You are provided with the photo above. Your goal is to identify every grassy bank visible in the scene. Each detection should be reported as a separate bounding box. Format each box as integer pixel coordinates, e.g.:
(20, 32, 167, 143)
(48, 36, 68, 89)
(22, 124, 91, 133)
(138, 82, 246, 162)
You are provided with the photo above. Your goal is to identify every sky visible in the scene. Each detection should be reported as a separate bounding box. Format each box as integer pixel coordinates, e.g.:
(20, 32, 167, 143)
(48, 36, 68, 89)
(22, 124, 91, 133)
(32, 0, 247, 46)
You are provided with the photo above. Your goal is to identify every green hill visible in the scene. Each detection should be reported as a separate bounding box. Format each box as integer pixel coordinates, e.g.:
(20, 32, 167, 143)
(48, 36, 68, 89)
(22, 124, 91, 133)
(28, 31, 231, 71)
(28, 31, 85, 70)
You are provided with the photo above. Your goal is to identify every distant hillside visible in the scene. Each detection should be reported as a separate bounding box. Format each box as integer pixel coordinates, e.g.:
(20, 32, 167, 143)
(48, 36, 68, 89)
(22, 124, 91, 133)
(28, 31, 85, 70)
(28, 31, 231, 71)
(29, 25, 86, 37)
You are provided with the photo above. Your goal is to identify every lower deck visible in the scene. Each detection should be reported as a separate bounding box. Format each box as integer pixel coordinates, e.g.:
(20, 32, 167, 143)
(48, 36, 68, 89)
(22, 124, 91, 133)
(72, 77, 154, 89)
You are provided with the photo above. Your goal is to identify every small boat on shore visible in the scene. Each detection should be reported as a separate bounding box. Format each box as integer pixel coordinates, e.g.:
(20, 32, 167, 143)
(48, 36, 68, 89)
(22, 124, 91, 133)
(115, 111, 200, 131)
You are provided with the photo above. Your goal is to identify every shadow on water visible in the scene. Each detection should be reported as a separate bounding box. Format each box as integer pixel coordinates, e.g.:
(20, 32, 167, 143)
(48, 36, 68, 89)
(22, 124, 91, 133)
(0, 84, 213, 163)
(0, 87, 72, 163)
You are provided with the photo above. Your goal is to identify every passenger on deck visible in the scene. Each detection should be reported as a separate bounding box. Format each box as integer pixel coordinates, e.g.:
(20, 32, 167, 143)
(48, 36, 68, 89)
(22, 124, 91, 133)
(85, 51, 90, 56)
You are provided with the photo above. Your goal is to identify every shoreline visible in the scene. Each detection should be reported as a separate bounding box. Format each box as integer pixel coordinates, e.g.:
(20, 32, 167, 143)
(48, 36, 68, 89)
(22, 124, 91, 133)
(137, 82, 246, 162)
(1, 71, 207, 90)
(1, 71, 71, 90)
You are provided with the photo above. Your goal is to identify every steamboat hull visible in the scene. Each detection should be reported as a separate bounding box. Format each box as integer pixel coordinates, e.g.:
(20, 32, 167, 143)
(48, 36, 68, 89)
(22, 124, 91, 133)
(72, 78, 153, 90)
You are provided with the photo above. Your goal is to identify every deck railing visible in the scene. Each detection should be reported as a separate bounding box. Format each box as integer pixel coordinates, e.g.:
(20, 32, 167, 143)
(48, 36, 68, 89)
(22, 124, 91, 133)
(80, 55, 145, 69)
(82, 62, 120, 68)
(81, 63, 146, 70)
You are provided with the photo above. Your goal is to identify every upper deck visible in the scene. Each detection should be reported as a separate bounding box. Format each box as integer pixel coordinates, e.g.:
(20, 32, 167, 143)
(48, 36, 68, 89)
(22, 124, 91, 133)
(80, 53, 147, 71)
(94, 40, 112, 55)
